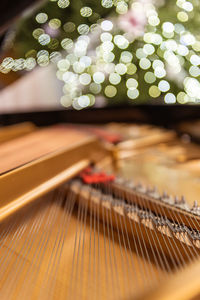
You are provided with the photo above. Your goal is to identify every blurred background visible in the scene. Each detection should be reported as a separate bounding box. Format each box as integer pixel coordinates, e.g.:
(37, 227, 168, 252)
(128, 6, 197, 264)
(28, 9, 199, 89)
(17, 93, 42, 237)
(0, 0, 200, 114)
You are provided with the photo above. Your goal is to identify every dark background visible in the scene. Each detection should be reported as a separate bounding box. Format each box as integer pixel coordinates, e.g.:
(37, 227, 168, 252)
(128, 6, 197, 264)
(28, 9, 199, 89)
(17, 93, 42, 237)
(0, 105, 199, 127)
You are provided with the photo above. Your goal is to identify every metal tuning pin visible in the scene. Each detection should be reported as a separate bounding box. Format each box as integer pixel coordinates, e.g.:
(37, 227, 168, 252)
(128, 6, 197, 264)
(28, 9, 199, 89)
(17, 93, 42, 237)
(191, 201, 200, 216)
(125, 180, 135, 190)
(147, 186, 161, 200)
(181, 195, 186, 204)
(163, 191, 168, 198)
(114, 176, 125, 186)
(174, 196, 179, 204)
(175, 195, 190, 211)
(161, 191, 174, 205)
(136, 182, 146, 194)
(193, 200, 198, 208)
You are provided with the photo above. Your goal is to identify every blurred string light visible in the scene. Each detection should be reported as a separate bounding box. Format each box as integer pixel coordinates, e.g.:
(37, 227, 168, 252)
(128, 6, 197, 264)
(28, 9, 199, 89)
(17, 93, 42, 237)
(0, 0, 200, 108)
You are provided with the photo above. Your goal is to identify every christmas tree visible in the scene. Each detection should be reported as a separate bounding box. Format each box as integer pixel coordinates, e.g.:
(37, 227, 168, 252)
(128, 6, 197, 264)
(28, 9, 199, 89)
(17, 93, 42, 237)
(1, 0, 200, 108)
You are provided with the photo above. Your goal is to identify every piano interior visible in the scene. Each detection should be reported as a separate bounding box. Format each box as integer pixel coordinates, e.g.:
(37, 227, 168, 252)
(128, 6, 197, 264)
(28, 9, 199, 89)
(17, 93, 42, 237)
(1, 0, 200, 298)
(0, 120, 200, 300)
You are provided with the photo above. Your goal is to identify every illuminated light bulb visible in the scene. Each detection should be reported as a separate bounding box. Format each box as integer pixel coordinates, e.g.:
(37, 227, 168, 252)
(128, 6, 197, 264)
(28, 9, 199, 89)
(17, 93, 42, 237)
(60, 95, 72, 107)
(136, 48, 147, 59)
(127, 63, 137, 75)
(177, 11, 188, 22)
(149, 86, 161, 98)
(58, 0, 70, 8)
(115, 63, 127, 75)
(190, 55, 200, 66)
(105, 85, 117, 97)
(25, 58, 36, 70)
(126, 78, 138, 89)
(164, 93, 176, 103)
(100, 32, 112, 42)
(103, 52, 115, 63)
(139, 58, 151, 70)
(127, 89, 139, 99)
(63, 22, 76, 33)
(101, 20, 113, 31)
(79, 56, 92, 67)
(162, 22, 174, 33)
(79, 73, 91, 85)
(90, 83, 102, 94)
(174, 23, 185, 34)
(164, 40, 177, 51)
(104, 63, 115, 73)
(189, 66, 200, 77)
(1, 57, 14, 70)
(77, 95, 90, 108)
(38, 34, 51, 45)
(78, 24, 89, 35)
(66, 53, 77, 64)
(177, 44, 189, 56)
(152, 59, 164, 69)
(50, 51, 62, 63)
(57, 59, 70, 71)
(63, 72, 78, 83)
(192, 42, 200, 52)
(73, 61, 85, 73)
(143, 44, 155, 55)
(120, 51, 133, 63)
(182, 2, 193, 12)
(144, 72, 156, 83)
(101, 0, 113, 8)
(35, 13, 48, 24)
(32, 28, 44, 39)
(116, 1, 128, 14)
(49, 18, 61, 29)
(154, 67, 166, 78)
(158, 80, 170, 92)
(114, 35, 129, 49)
(102, 41, 114, 52)
(152, 33, 163, 45)
(87, 94, 95, 106)
(148, 15, 160, 26)
(143, 33, 152, 43)
(80, 7, 93, 17)
(177, 91, 188, 104)
(180, 33, 195, 45)
(184, 77, 200, 98)
(109, 73, 121, 85)
(93, 72, 105, 84)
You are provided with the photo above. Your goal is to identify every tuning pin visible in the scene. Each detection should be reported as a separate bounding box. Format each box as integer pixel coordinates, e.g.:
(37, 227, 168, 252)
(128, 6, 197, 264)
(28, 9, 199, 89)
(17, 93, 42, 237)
(174, 196, 179, 204)
(125, 180, 135, 189)
(191, 201, 200, 216)
(174, 195, 190, 211)
(180, 195, 186, 204)
(162, 191, 168, 198)
(147, 186, 160, 200)
(193, 201, 198, 208)
(115, 176, 125, 185)
(161, 192, 174, 205)
(136, 182, 146, 193)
